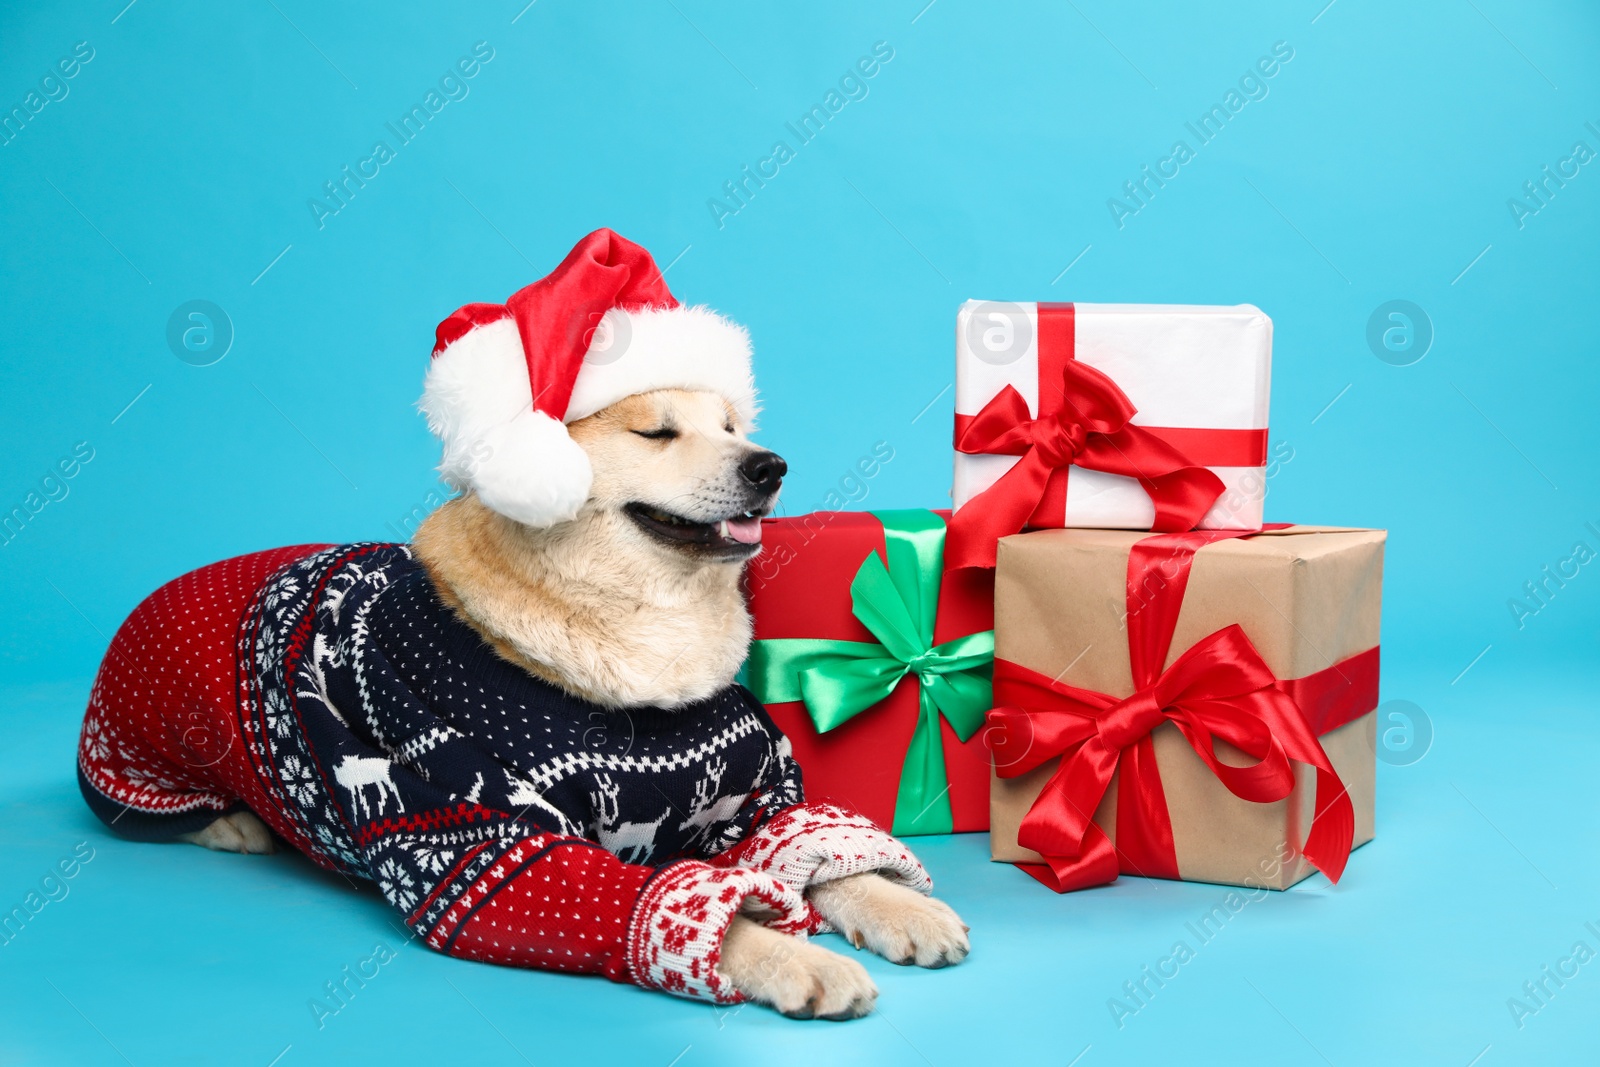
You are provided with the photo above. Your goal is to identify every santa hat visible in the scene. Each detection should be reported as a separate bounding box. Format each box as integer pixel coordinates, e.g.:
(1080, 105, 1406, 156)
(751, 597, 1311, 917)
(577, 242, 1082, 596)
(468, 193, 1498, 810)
(420, 228, 757, 528)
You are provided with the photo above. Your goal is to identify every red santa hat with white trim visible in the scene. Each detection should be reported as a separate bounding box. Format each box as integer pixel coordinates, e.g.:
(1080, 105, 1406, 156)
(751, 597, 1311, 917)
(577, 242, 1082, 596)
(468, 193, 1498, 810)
(420, 228, 757, 528)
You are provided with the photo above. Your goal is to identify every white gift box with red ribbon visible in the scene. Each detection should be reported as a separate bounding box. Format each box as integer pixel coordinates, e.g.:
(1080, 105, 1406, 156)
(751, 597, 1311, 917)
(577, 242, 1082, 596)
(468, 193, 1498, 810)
(951, 302, 1273, 537)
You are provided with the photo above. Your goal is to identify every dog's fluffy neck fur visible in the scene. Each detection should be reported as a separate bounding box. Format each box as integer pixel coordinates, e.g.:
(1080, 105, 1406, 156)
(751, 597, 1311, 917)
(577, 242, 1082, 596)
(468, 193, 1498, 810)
(413, 494, 751, 710)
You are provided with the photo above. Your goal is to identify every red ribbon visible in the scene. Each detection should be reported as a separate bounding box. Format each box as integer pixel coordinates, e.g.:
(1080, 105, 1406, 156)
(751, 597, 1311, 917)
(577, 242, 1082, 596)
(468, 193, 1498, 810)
(947, 302, 1268, 571)
(987, 528, 1371, 892)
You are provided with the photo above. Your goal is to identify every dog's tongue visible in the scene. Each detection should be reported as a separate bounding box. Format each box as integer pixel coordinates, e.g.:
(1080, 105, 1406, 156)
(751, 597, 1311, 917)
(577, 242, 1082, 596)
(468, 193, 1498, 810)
(720, 517, 763, 545)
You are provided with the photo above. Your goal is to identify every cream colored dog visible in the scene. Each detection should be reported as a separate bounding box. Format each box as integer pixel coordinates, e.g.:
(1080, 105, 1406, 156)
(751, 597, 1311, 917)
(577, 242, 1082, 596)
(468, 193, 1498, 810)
(187, 386, 967, 1020)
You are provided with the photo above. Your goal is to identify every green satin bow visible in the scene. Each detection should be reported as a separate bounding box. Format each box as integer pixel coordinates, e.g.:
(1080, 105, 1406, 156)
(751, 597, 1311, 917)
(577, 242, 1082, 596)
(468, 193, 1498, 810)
(746, 509, 994, 835)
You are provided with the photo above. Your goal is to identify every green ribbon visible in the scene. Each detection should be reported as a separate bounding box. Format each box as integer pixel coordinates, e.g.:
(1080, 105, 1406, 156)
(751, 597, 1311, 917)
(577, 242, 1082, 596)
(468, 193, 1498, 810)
(746, 509, 994, 835)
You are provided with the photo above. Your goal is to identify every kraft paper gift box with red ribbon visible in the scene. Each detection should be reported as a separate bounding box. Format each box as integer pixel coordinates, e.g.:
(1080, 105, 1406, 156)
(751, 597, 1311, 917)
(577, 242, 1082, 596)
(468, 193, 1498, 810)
(743, 510, 995, 836)
(987, 524, 1384, 891)
(948, 302, 1273, 570)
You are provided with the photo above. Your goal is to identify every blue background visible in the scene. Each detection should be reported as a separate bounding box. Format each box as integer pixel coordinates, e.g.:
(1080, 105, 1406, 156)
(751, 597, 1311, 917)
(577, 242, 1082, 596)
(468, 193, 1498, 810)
(2, 1, 1597, 1064)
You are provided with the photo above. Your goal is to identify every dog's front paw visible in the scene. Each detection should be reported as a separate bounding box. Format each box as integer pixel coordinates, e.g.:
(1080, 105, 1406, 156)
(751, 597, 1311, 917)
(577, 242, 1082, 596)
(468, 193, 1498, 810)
(808, 872, 970, 968)
(718, 915, 877, 1020)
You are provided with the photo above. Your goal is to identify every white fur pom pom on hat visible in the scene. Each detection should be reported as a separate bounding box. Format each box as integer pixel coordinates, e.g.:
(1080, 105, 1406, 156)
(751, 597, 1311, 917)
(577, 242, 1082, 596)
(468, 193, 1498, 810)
(418, 228, 757, 528)
(470, 409, 593, 528)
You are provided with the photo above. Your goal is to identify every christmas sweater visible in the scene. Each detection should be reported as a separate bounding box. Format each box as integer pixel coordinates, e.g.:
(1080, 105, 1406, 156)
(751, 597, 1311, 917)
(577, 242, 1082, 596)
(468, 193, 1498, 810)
(77, 543, 930, 1002)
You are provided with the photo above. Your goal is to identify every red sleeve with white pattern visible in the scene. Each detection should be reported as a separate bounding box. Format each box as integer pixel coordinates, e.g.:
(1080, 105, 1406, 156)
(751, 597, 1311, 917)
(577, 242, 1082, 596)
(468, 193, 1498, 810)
(412, 833, 809, 1004)
(713, 802, 933, 931)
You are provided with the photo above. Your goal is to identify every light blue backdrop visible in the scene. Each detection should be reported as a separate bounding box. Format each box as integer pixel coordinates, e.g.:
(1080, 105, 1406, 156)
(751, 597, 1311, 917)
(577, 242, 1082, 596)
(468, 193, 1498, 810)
(2, 2, 1597, 1065)
(5, 0, 1597, 684)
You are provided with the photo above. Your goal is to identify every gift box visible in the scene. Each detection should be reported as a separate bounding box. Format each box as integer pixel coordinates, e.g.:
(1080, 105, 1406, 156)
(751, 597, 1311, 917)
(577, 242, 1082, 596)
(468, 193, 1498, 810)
(744, 510, 995, 835)
(987, 525, 1383, 891)
(948, 302, 1273, 569)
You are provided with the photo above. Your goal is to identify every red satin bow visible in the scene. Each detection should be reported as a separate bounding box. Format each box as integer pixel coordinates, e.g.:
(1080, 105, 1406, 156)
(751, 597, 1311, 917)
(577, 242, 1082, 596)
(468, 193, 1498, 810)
(989, 624, 1357, 893)
(946, 360, 1225, 570)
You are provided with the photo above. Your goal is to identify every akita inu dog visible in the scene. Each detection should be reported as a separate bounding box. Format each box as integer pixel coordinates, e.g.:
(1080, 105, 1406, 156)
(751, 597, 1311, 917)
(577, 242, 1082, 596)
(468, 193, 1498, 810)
(78, 230, 967, 1019)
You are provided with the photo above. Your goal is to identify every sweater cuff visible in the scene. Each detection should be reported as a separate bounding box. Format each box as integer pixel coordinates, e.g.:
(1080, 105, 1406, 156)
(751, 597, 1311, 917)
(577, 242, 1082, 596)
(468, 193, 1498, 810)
(719, 803, 934, 914)
(624, 860, 809, 1004)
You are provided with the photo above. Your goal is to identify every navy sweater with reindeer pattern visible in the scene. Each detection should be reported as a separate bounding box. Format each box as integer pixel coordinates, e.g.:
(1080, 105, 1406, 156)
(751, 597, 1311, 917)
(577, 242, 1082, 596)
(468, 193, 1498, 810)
(78, 542, 930, 1002)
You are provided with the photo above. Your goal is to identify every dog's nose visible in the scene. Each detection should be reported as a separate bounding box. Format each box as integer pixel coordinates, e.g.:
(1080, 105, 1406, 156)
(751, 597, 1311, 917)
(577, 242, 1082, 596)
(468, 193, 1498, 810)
(739, 450, 787, 494)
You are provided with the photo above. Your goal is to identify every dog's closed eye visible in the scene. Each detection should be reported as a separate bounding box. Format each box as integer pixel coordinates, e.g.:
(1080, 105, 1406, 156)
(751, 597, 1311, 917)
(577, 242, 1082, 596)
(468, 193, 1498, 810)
(632, 427, 680, 441)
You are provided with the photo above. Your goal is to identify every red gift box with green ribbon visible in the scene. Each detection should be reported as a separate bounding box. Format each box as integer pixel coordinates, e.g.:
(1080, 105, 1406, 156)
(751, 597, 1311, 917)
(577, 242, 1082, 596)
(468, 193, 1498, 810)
(743, 509, 995, 836)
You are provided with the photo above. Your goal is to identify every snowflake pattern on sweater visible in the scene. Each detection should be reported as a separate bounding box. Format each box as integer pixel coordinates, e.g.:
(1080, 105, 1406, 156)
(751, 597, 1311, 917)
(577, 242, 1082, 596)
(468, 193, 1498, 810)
(77, 543, 932, 1003)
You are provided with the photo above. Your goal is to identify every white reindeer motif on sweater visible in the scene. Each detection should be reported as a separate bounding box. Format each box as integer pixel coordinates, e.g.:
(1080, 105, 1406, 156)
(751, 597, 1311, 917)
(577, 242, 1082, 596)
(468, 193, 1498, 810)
(588, 774, 670, 864)
(294, 632, 347, 725)
(333, 755, 404, 820)
(677, 759, 748, 849)
(504, 770, 580, 835)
